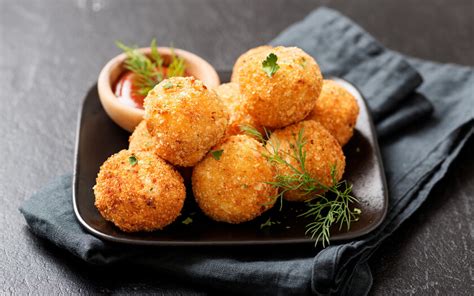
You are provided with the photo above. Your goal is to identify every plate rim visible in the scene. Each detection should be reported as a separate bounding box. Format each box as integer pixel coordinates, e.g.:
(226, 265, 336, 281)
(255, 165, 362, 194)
(72, 76, 389, 246)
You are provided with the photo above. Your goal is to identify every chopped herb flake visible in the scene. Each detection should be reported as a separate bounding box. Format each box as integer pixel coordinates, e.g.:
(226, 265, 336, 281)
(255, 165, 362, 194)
(210, 149, 224, 160)
(162, 81, 174, 89)
(182, 217, 193, 225)
(297, 57, 306, 68)
(260, 218, 280, 229)
(128, 155, 138, 166)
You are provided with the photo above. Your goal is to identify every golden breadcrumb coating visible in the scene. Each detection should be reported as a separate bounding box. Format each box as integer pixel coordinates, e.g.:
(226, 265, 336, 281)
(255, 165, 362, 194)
(231, 45, 272, 83)
(237, 46, 323, 129)
(214, 82, 263, 137)
(192, 135, 277, 223)
(94, 150, 186, 232)
(267, 120, 345, 202)
(144, 77, 228, 167)
(129, 121, 192, 184)
(129, 120, 158, 155)
(306, 80, 359, 146)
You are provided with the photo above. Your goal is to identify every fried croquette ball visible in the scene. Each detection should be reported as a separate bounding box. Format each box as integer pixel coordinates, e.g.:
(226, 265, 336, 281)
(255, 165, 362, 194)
(214, 82, 263, 137)
(267, 120, 345, 202)
(129, 120, 158, 154)
(306, 80, 359, 146)
(129, 121, 193, 184)
(144, 77, 228, 167)
(192, 135, 277, 223)
(237, 46, 323, 129)
(231, 45, 272, 83)
(94, 150, 186, 232)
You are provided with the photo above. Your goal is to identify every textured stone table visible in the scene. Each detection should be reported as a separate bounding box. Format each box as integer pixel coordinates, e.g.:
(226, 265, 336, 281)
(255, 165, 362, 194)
(0, 0, 472, 294)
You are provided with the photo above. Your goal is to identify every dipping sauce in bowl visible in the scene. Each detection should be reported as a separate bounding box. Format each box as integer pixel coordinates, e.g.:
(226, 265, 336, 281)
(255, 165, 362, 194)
(98, 44, 220, 132)
(115, 71, 146, 109)
(115, 69, 189, 109)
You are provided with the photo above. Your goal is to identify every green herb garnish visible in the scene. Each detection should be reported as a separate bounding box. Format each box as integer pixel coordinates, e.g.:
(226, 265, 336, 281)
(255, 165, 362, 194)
(116, 39, 186, 97)
(128, 155, 138, 166)
(182, 217, 193, 225)
(162, 81, 174, 89)
(260, 218, 280, 229)
(297, 57, 306, 68)
(300, 194, 361, 248)
(210, 149, 224, 160)
(239, 124, 269, 144)
(149, 39, 163, 70)
(242, 125, 361, 248)
(167, 47, 186, 77)
(262, 53, 280, 77)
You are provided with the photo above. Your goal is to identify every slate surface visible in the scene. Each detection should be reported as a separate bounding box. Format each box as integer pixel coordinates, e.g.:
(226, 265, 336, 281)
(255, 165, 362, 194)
(0, 0, 472, 294)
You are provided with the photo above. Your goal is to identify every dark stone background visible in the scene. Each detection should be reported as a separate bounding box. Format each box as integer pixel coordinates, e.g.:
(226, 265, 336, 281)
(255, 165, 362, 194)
(0, 0, 472, 294)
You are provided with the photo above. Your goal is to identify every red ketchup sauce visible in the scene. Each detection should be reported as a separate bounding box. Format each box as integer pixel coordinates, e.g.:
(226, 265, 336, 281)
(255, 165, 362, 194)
(114, 71, 152, 109)
(114, 68, 189, 110)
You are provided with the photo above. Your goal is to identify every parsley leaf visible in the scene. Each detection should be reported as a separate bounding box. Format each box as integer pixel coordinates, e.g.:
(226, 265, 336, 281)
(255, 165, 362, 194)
(128, 155, 138, 166)
(210, 149, 224, 160)
(262, 53, 280, 77)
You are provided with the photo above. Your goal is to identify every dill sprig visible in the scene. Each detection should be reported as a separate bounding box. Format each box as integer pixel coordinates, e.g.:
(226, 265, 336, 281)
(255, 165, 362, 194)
(239, 124, 269, 144)
(115, 39, 186, 97)
(116, 39, 163, 96)
(300, 183, 361, 247)
(167, 47, 186, 77)
(241, 124, 361, 247)
(265, 128, 322, 204)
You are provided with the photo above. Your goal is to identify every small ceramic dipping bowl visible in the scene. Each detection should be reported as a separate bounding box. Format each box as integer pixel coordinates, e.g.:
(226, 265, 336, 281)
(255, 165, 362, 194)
(97, 47, 220, 132)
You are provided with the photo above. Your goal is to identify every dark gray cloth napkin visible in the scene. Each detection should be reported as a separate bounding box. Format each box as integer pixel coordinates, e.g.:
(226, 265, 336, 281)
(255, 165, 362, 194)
(20, 7, 474, 296)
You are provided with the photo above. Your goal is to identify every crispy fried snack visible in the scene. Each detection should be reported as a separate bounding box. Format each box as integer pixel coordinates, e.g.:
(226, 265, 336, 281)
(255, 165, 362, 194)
(214, 82, 263, 137)
(192, 135, 277, 223)
(237, 46, 323, 129)
(267, 120, 345, 201)
(306, 80, 359, 146)
(94, 150, 186, 232)
(144, 77, 228, 167)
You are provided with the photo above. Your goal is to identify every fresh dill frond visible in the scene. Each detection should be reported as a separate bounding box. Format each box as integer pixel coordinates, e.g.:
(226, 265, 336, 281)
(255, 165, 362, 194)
(167, 47, 186, 77)
(116, 39, 163, 97)
(150, 38, 163, 71)
(298, 173, 361, 247)
(264, 128, 322, 210)
(115, 39, 186, 97)
(239, 124, 268, 144)
(243, 124, 361, 248)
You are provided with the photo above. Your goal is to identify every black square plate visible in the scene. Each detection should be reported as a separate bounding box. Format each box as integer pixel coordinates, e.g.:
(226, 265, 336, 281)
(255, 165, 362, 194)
(73, 72, 388, 246)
